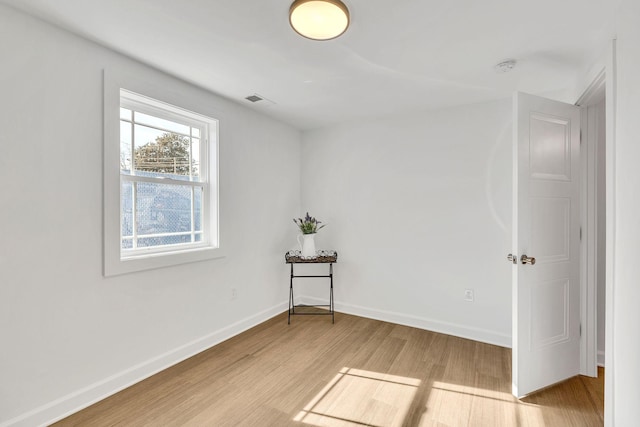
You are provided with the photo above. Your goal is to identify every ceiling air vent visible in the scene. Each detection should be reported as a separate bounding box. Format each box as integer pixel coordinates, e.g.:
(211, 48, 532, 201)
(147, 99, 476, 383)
(245, 94, 264, 103)
(243, 94, 276, 107)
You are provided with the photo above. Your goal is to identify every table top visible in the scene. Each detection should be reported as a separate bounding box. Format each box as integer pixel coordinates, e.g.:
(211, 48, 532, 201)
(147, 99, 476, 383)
(285, 250, 338, 263)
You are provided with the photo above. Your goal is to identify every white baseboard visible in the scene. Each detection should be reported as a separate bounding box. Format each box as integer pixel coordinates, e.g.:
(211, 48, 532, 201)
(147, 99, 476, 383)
(1, 302, 288, 427)
(301, 296, 511, 348)
(597, 350, 605, 367)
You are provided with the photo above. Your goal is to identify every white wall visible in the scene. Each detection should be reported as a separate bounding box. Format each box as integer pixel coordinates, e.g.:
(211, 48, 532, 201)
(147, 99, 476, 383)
(608, 0, 640, 424)
(0, 6, 300, 426)
(300, 100, 513, 346)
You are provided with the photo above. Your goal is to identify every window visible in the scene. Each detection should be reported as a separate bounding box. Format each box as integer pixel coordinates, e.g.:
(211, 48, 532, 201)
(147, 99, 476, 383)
(119, 90, 216, 257)
(103, 70, 222, 276)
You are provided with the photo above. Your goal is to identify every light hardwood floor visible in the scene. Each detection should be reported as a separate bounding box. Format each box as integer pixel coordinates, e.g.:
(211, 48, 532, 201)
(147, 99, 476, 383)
(54, 312, 604, 426)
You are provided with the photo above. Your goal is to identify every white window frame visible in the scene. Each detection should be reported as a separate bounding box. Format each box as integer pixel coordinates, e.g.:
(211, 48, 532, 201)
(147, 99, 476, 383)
(104, 69, 223, 276)
(120, 90, 214, 257)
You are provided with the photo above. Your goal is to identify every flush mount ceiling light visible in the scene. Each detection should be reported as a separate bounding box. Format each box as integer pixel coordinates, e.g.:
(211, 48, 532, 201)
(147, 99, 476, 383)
(289, 0, 350, 41)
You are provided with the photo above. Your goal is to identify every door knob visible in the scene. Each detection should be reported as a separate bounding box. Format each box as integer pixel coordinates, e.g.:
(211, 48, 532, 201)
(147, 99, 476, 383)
(521, 254, 536, 265)
(507, 254, 517, 264)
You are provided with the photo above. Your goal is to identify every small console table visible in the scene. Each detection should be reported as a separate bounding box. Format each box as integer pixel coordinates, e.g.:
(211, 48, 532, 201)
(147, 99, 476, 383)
(285, 250, 338, 324)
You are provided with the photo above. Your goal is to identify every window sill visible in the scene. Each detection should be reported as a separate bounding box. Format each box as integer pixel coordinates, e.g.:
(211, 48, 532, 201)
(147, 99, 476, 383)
(104, 245, 225, 277)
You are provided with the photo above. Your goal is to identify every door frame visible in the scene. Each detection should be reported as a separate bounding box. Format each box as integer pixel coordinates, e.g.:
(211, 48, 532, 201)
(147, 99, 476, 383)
(603, 39, 616, 427)
(573, 38, 617, 427)
(576, 68, 606, 378)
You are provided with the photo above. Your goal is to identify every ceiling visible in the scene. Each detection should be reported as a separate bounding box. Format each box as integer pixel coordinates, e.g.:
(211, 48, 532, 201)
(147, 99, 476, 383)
(2, 0, 617, 130)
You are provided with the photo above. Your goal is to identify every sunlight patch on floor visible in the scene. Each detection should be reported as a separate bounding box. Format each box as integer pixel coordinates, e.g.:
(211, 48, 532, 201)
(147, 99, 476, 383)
(294, 367, 421, 427)
(424, 381, 545, 426)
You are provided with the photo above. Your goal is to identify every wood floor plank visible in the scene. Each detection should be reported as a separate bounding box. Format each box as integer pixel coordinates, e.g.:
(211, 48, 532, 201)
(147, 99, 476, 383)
(53, 312, 604, 427)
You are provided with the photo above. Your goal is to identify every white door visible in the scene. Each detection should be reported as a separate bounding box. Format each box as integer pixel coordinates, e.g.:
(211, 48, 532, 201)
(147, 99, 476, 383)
(512, 92, 581, 398)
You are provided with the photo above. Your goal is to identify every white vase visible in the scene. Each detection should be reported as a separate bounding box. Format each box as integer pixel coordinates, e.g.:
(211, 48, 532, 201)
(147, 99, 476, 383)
(297, 233, 317, 257)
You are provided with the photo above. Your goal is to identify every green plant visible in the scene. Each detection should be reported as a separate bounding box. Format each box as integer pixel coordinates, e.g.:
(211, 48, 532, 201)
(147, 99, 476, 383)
(293, 212, 326, 234)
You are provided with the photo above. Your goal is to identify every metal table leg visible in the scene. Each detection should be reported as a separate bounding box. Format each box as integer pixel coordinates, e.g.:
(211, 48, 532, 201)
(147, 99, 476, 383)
(330, 263, 334, 323)
(288, 263, 294, 324)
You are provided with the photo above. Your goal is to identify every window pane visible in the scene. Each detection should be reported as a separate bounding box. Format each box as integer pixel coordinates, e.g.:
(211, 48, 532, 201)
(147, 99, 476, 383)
(120, 107, 131, 121)
(192, 127, 201, 138)
(121, 238, 133, 249)
(134, 125, 193, 178)
(191, 138, 200, 178)
(120, 121, 132, 173)
(135, 183, 194, 247)
(134, 111, 190, 136)
(121, 181, 133, 239)
(194, 186, 203, 232)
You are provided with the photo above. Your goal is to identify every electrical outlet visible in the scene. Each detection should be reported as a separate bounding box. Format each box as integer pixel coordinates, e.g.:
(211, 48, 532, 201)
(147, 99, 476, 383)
(464, 289, 474, 302)
(231, 288, 238, 300)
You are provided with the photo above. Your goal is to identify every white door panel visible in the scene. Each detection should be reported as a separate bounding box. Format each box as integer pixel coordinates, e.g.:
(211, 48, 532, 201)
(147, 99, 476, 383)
(530, 196, 571, 263)
(512, 92, 581, 398)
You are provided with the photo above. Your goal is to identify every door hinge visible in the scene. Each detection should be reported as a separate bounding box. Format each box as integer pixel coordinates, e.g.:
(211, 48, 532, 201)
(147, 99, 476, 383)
(580, 129, 583, 145)
(580, 323, 582, 337)
(580, 226, 582, 240)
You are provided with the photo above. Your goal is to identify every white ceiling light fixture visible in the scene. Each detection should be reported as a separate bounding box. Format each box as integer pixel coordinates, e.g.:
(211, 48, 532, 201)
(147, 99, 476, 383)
(289, 0, 350, 41)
